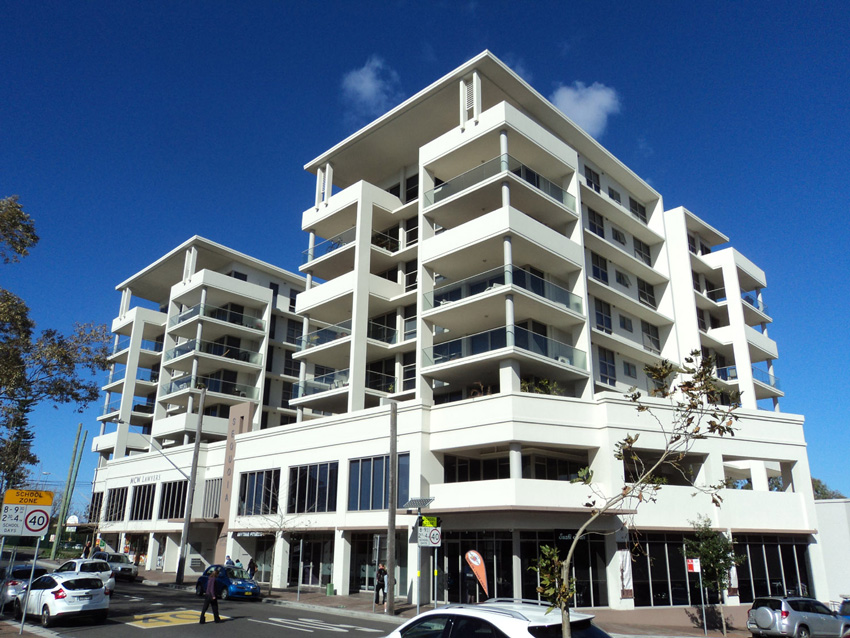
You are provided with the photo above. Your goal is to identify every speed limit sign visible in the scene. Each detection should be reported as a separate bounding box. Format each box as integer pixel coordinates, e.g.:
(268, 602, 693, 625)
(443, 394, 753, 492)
(25, 508, 50, 534)
(2, 490, 53, 537)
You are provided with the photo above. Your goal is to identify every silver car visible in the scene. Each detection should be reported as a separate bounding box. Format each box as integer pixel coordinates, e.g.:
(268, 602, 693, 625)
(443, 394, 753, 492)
(91, 552, 138, 581)
(748, 596, 850, 638)
(1, 564, 49, 608)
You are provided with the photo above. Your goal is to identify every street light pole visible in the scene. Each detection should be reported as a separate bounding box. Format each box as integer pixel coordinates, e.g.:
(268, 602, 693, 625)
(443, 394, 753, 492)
(176, 386, 206, 585)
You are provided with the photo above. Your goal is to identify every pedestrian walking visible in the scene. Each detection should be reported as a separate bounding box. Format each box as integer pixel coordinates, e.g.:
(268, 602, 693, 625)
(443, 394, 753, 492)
(375, 563, 387, 605)
(199, 567, 222, 624)
(247, 558, 257, 579)
(225, 555, 234, 566)
(235, 558, 243, 569)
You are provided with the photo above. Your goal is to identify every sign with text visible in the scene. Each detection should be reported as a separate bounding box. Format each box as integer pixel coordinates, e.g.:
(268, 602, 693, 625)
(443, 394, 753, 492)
(2, 489, 53, 537)
(686, 558, 701, 573)
(418, 526, 442, 547)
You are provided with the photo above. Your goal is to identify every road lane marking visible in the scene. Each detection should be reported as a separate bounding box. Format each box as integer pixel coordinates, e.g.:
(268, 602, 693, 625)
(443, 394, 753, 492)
(247, 617, 384, 633)
(125, 609, 230, 628)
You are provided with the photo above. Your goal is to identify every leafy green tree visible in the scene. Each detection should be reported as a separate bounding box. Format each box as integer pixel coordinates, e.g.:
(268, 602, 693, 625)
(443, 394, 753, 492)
(682, 515, 744, 636)
(811, 477, 845, 500)
(532, 351, 739, 638)
(0, 195, 110, 491)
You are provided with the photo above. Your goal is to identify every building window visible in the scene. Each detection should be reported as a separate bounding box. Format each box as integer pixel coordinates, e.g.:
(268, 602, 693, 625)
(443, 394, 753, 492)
(591, 252, 608, 284)
(285, 319, 303, 345)
(269, 282, 279, 299)
(692, 271, 701, 291)
(405, 174, 419, 203)
(584, 166, 601, 193)
(266, 346, 274, 373)
(522, 453, 587, 481)
(348, 453, 410, 511)
(633, 238, 651, 265)
(615, 270, 631, 287)
(624, 361, 638, 379)
(612, 228, 626, 245)
(281, 381, 293, 406)
(129, 484, 155, 521)
(203, 478, 222, 518)
(159, 480, 187, 519)
(700, 242, 711, 255)
(588, 209, 605, 237)
(387, 183, 400, 197)
(269, 314, 277, 340)
(444, 454, 511, 483)
(89, 492, 103, 523)
(238, 469, 281, 516)
(229, 271, 248, 281)
(642, 321, 661, 354)
(403, 304, 417, 341)
(289, 289, 298, 312)
(688, 235, 697, 254)
(608, 187, 621, 204)
(619, 314, 633, 332)
(595, 299, 612, 334)
(697, 309, 707, 331)
(287, 462, 339, 514)
(598, 347, 616, 386)
(283, 349, 299, 377)
(637, 278, 657, 308)
(104, 487, 128, 522)
(629, 197, 647, 224)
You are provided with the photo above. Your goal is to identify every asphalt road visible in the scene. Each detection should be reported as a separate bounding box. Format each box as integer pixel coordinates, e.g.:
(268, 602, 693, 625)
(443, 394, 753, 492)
(12, 580, 397, 638)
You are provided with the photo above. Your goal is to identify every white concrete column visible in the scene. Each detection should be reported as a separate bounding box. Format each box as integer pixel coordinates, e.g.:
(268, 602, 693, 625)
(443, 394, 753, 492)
(512, 531, 522, 599)
(145, 532, 159, 571)
(500, 130, 510, 208)
(459, 79, 467, 129)
(315, 167, 324, 208)
(472, 70, 481, 123)
(119, 288, 132, 318)
(272, 531, 288, 588)
(750, 460, 770, 492)
(323, 163, 334, 204)
(509, 443, 522, 479)
(307, 230, 316, 263)
(183, 246, 198, 282)
(333, 530, 351, 595)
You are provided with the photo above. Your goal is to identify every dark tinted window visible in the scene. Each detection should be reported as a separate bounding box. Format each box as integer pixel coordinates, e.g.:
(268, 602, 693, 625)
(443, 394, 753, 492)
(528, 620, 611, 638)
(63, 578, 104, 590)
(752, 598, 782, 611)
(11, 567, 47, 579)
(83, 561, 110, 572)
(400, 615, 451, 638)
(839, 600, 850, 616)
(449, 616, 508, 638)
(31, 576, 56, 590)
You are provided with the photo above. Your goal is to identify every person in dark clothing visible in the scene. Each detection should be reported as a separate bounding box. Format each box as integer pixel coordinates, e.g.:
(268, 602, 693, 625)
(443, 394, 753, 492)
(82, 541, 92, 559)
(200, 568, 222, 624)
(375, 563, 387, 605)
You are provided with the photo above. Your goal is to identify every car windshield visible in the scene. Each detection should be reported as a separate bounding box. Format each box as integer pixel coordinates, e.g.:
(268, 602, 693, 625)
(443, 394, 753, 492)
(109, 554, 131, 563)
(225, 568, 249, 579)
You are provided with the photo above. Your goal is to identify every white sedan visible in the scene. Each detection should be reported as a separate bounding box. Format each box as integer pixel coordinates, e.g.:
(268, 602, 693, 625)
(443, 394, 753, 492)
(14, 572, 109, 627)
(54, 558, 116, 595)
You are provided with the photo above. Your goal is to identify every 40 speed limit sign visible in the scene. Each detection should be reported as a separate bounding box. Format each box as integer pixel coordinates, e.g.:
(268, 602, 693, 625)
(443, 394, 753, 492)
(2, 489, 53, 537)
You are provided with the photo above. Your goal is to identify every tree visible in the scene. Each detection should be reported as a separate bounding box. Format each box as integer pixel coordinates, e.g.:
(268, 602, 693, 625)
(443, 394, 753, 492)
(811, 477, 845, 500)
(0, 195, 110, 491)
(532, 351, 739, 638)
(682, 515, 744, 637)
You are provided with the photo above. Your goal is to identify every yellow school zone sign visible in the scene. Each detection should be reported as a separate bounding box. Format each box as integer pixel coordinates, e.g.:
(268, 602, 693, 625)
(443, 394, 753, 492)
(125, 610, 230, 628)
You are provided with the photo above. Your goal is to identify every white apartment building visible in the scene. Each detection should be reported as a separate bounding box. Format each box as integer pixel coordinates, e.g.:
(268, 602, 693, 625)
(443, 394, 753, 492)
(89, 51, 825, 609)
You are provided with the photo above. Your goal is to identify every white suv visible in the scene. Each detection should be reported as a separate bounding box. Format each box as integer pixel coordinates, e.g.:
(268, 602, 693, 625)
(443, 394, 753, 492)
(54, 559, 116, 595)
(387, 599, 612, 638)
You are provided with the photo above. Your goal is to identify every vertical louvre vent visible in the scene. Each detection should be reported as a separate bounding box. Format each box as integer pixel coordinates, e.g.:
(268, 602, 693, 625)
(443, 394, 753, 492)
(465, 81, 474, 110)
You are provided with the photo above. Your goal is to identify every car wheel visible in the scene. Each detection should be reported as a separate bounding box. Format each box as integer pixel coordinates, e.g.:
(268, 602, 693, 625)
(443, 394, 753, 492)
(196, 584, 204, 597)
(796, 626, 810, 638)
(219, 588, 229, 601)
(41, 605, 54, 628)
(13, 600, 22, 620)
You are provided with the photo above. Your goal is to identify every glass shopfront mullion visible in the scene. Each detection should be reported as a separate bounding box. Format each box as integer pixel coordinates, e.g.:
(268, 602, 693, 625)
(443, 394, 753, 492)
(764, 540, 784, 595)
(733, 535, 813, 603)
(648, 536, 670, 606)
(667, 537, 690, 606)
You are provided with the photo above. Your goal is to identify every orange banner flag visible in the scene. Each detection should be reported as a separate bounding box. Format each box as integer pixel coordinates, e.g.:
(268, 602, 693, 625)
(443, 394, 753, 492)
(465, 550, 489, 597)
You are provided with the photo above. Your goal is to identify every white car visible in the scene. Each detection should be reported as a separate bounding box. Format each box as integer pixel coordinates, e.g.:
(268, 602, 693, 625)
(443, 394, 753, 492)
(54, 559, 116, 595)
(387, 599, 612, 638)
(14, 572, 109, 627)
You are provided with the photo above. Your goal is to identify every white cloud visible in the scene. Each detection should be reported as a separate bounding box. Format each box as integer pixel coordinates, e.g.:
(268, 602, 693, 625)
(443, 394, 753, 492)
(341, 56, 403, 124)
(549, 81, 621, 138)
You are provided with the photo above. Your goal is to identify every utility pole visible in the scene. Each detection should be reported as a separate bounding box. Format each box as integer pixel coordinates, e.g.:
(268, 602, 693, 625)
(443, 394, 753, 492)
(386, 400, 397, 616)
(176, 386, 206, 585)
(50, 423, 82, 559)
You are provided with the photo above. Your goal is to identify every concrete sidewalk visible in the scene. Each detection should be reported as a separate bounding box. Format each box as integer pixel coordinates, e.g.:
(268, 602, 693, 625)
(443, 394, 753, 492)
(137, 566, 751, 637)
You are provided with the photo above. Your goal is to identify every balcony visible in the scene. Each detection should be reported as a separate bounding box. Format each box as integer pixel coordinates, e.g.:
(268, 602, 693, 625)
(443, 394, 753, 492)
(367, 321, 398, 345)
(301, 227, 356, 265)
(752, 366, 781, 391)
(164, 338, 262, 369)
(293, 368, 350, 398)
(299, 320, 352, 350)
(162, 374, 259, 401)
(423, 154, 576, 213)
(366, 370, 396, 393)
(169, 303, 265, 332)
(111, 336, 163, 355)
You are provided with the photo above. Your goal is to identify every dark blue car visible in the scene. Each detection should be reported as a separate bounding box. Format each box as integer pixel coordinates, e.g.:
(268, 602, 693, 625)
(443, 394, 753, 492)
(195, 564, 261, 600)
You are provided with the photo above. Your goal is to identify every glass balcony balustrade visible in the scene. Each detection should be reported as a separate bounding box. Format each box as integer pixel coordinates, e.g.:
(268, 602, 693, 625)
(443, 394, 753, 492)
(294, 369, 350, 398)
(163, 374, 258, 399)
(751, 366, 781, 390)
(705, 287, 727, 303)
(298, 320, 352, 350)
(169, 303, 265, 331)
(742, 293, 769, 315)
(372, 229, 400, 252)
(716, 365, 738, 382)
(111, 336, 163, 355)
(136, 368, 159, 383)
(101, 398, 121, 415)
(164, 339, 262, 364)
(366, 370, 396, 392)
(367, 321, 398, 344)
(105, 366, 127, 384)
(422, 154, 577, 213)
(423, 325, 586, 369)
(301, 227, 356, 264)
(425, 266, 583, 315)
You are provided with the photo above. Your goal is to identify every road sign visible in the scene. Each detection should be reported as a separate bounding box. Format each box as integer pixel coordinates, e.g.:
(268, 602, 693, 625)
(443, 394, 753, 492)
(687, 558, 701, 573)
(418, 526, 441, 547)
(2, 489, 53, 537)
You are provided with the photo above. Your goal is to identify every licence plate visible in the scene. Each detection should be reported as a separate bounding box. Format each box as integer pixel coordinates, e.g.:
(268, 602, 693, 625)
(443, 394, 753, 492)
(244, 592, 252, 596)
(77, 595, 92, 601)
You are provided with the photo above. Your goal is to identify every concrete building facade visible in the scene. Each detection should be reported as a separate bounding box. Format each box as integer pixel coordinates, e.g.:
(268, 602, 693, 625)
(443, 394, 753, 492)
(89, 52, 825, 609)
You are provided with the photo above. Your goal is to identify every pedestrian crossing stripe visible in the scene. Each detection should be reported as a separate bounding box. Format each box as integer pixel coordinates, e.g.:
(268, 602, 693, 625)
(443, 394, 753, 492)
(125, 609, 230, 628)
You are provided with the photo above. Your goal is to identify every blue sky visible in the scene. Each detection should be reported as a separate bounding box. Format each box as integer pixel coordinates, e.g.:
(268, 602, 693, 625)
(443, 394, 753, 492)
(2, 1, 848, 513)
